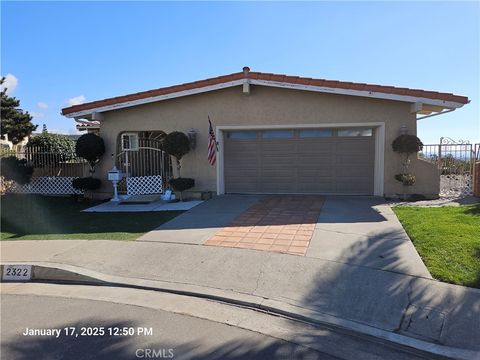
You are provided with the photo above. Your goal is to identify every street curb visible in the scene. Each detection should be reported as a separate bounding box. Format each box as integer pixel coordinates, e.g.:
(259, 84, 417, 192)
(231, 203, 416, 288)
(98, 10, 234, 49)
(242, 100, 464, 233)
(1, 262, 478, 360)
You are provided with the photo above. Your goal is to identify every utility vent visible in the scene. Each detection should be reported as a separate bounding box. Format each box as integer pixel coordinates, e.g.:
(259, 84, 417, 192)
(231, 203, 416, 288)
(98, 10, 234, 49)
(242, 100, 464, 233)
(121, 133, 139, 151)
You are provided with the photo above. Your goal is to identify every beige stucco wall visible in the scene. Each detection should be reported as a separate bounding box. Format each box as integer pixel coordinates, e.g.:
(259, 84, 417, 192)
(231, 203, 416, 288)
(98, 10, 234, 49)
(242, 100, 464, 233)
(93, 85, 438, 198)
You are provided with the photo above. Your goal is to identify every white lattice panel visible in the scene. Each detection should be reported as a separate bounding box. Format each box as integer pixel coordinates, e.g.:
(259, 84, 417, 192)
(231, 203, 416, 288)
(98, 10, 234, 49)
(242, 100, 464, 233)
(126, 175, 163, 195)
(7, 177, 83, 195)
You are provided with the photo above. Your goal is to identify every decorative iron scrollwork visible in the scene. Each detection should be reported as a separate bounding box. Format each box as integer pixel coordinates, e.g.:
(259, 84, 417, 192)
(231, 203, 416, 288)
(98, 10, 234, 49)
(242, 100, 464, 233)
(440, 137, 471, 145)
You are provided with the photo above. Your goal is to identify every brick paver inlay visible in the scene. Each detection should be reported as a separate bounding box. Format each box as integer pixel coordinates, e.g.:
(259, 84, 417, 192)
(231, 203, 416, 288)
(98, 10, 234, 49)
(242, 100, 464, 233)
(205, 195, 324, 256)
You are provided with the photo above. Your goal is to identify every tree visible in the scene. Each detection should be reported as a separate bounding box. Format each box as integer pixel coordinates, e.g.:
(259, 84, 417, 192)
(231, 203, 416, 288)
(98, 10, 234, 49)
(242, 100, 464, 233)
(162, 131, 190, 177)
(0, 77, 37, 145)
(75, 133, 105, 175)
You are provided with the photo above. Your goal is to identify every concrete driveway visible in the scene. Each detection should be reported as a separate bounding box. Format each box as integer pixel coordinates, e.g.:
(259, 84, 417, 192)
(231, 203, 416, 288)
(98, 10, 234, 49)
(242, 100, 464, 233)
(139, 195, 431, 278)
(307, 197, 431, 278)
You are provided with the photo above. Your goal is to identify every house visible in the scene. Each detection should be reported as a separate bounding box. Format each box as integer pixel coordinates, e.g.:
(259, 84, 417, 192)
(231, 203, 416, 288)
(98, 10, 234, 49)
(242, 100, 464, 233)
(61, 67, 469, 199)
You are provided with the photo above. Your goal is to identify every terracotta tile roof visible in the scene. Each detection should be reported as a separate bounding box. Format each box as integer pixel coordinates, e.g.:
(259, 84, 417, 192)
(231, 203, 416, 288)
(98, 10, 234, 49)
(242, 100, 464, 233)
(76, 121, 100, 130)
(62, 69, 469, 116)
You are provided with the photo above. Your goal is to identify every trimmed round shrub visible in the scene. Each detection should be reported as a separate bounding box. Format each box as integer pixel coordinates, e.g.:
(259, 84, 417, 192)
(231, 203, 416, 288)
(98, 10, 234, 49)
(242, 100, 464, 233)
(168, 177, 195, 192)
(392, 135, 423, 154)
(394, 173, 416, 186)
(0, 156, 33, 185)
(75, 134, 105, 173)
(76, 133, 105, 162)
(72, 177, 102, 191)
(162, 132, 190, 160)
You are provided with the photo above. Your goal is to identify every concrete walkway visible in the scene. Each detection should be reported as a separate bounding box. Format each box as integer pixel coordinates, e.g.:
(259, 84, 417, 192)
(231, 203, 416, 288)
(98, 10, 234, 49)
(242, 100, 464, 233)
(1, 239, 479, 355)
(138, 195, 263, 244)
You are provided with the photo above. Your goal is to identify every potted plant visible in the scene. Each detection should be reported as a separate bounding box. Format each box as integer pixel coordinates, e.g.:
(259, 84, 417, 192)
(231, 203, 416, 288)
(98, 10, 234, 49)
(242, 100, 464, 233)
(392, 134, 423, 200)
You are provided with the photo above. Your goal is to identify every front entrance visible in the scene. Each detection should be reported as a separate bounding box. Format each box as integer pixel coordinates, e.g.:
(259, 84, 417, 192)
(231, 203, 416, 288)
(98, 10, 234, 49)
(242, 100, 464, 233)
(223, 128, 375, 194)
(116, 132, 173, 195)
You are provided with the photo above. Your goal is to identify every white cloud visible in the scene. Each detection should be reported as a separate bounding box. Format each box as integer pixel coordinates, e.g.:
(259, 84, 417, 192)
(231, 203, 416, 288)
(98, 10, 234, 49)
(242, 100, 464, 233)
(0, 73, 18, 94)
(37, 102, 48, 109)
(30, 111, 44, 118)
(67, 95, 86, 106)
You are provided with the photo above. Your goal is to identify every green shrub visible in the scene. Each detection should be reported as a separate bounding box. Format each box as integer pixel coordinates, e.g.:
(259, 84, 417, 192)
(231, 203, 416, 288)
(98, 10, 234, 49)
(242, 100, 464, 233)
(395, 173, 416, 186)
(0, 156, 33, 185)
(163, 132, 190, 161)
(72, 177, 102, 191)
(27, 133, 76, 165)
(168, 177, 194, 201)
(169, 178, 195, 192)
(392, 135, 423, 154)
(75, 134, 105, 174)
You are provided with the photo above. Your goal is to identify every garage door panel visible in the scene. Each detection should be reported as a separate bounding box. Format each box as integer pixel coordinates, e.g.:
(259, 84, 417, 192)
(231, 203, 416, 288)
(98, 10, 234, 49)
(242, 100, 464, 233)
(336, 180, 373, 194)
(258, 183, 295, 193)
(224, 129, 375, 194)
(262, 158, 297, 166)
(298, 168, 335, 177)
(297, 156, 333, 166)
(297, 143, 334, 153)
(335, 140, 372, 151)
(335, 153, 373, 165)
(336, 166, 374, 177)
(260, 168, 295, 181)
(297, 182, 336, 193)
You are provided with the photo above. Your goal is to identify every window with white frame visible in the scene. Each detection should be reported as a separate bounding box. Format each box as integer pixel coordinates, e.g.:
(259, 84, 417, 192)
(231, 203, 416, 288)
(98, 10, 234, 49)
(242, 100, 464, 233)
(121, 133, 139, 151)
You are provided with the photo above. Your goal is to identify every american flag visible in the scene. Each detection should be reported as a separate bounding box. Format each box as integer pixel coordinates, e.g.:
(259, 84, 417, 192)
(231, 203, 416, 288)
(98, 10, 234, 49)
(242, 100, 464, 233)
(207, 117, 217, 166)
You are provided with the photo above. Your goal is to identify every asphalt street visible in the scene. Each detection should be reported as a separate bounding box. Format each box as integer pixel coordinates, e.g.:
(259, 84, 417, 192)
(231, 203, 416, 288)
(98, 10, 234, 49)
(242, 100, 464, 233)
(0, 284, 429, 360)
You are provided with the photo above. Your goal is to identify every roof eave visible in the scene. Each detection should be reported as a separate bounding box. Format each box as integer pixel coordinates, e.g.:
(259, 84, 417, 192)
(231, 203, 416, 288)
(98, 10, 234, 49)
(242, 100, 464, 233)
(63, 78, 468, 119)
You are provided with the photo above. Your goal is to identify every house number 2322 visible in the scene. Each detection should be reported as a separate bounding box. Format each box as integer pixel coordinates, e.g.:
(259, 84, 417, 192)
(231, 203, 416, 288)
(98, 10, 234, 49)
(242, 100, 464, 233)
(2, 265, 32, 281)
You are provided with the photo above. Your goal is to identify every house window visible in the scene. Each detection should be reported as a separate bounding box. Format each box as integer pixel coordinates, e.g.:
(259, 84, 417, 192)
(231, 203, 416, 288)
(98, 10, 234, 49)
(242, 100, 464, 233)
(337, 128, 373, 137)
(227, 131, 257, 140)
(261, 130, 294, 139)
(299, 129, 333, 138)
(121, 133, 139, 151)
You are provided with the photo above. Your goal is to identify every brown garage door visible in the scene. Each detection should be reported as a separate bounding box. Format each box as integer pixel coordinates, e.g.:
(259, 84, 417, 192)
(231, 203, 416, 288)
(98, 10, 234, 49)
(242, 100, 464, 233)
(224, 128, 375, 194)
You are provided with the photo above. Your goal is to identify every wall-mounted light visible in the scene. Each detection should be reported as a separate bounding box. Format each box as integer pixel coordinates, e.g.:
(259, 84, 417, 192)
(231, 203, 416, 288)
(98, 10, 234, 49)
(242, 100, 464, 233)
(187, 129, 197, 150)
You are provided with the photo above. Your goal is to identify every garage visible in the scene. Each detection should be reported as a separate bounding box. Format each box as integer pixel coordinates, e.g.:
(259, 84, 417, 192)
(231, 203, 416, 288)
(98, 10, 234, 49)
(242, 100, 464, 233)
(224, 128, 375, 194)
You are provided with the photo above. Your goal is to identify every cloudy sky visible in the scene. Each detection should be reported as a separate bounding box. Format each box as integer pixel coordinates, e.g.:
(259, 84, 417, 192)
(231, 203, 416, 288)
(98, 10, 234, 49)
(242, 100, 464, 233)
(1, 1, 478, 143)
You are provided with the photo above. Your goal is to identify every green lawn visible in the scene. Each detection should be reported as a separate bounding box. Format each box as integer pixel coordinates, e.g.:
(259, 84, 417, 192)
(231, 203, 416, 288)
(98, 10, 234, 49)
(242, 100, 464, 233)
(1, 194, 183, 240)
(393, 204, 480, 288)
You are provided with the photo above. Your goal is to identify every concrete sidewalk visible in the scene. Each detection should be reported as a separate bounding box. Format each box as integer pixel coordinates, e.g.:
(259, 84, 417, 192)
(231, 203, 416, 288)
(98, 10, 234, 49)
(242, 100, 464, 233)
(1, 239, 479, 356)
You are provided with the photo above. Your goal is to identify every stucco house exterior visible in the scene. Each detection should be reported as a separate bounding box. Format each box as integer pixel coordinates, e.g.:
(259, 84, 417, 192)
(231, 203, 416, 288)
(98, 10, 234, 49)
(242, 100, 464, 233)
(61, 67, 469, 199)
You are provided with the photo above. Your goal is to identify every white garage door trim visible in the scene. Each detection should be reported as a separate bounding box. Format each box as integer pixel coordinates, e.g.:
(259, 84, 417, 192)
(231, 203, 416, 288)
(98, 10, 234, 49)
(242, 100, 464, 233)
(216, 122, 385, 196)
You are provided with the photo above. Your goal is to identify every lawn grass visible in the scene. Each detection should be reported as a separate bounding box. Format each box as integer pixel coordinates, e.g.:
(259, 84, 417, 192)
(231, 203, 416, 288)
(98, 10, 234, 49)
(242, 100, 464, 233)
(1, 194, 183, 240)
(393, 203, 480, 288)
